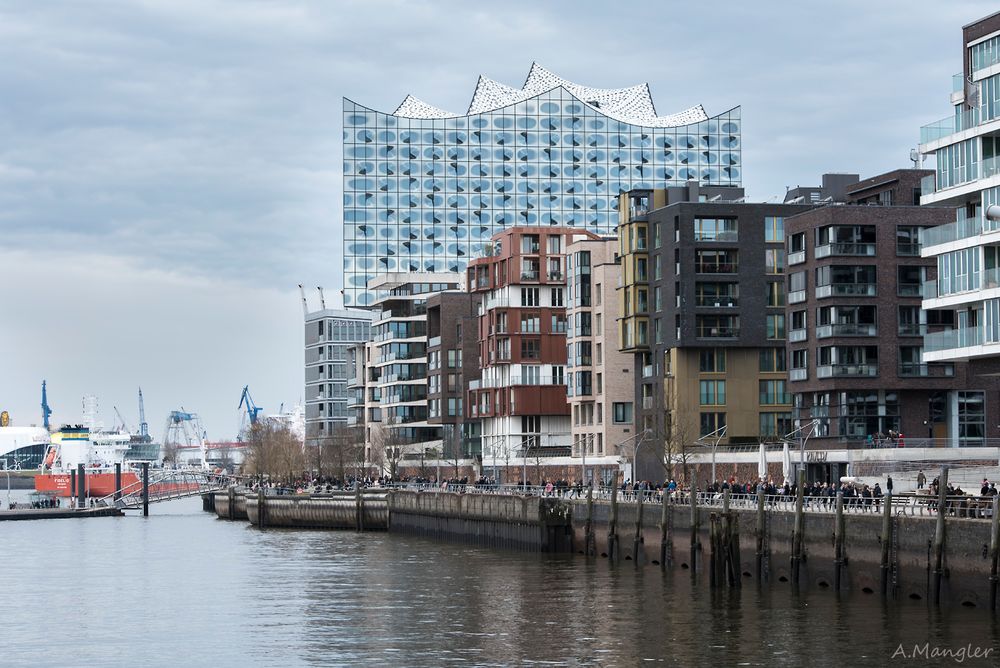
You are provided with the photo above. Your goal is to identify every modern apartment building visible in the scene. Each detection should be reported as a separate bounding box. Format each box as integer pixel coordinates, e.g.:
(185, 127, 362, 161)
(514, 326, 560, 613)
(783, 177, 970, 451)
(919, 12, 1000, 380)
(426, 291, 481, 465)
(359, 273, 462, 461)
(618, 183, 816, 479)
(467, 226, 599, 479)
(303, 307, 376, 446)
(565, 236, 630, 485)
(343, 63, 742, 306)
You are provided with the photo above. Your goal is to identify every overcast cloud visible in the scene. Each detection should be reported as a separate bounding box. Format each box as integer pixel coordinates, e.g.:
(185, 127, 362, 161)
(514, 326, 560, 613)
(0, 0, 993, 437)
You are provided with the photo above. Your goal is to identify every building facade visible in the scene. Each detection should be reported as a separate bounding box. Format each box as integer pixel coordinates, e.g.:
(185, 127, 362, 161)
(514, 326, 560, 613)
(343, 63, 742, 306)
(565, 236, 630, 485)
(619, 183, 816, 480)
(919, 12, 1000, 375)
(467, 226, 599, 480)
(303, 307, 376, 446)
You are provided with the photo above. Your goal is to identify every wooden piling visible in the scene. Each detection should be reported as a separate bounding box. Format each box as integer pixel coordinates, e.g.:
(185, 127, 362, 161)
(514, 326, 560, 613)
(114, 463, 122, 502)
(708, 511, 719, 588)
(633, 490, 644, 565)
(791, 470, 805, 586)
(932, 466, 948, 605)
(834, 491, 845, 592)
(141, 463, 149, 517)
(880, 491, 893, 598)
(70, 469, 76, 507)
(228, 486, 236, 521)
(990, 495, 999, 611)
(660, 488, 670, 569)
(690, 485, 700, 571)
(585, 485, 594, 557)
(257, 486, 266, 529)
(78, 463, 86, 509)
(756, 486, 766, 582)
(608, 484, 619, 563)
(356, 482, 364, 532)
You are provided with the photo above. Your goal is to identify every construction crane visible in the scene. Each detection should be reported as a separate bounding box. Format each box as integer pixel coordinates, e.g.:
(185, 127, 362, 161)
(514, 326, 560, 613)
(113, 406, 131, 432)
(239, 386, 262, 425)
(41, 380, 52, 431)
(138, 387, 151, 442)
(162, 409, 207, 469)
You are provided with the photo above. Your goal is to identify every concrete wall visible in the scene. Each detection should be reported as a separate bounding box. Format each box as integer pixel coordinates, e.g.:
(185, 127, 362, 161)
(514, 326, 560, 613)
(246, 492, 388, 530)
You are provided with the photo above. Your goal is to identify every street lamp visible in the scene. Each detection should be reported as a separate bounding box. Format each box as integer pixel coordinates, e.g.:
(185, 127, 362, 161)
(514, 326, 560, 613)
(579, 433, 594, 486)
(783, 419, 820, 480)
(616, 429, 652, 483)
(695, 424, 727, 486)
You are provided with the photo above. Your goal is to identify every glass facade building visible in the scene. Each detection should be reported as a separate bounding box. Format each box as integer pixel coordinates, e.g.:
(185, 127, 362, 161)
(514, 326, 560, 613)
(343, 63, 741, 306)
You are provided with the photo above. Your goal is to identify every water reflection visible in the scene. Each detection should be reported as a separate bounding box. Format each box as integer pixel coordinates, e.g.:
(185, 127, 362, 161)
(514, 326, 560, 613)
(3, 494, 998, 667)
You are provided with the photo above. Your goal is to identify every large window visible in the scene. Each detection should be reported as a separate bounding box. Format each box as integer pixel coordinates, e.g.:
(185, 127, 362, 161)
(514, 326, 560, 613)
(958, 391, 985, 445)
(699, 349, 726, 373)
(764, 216, 783, 243)
(759, 347, 786, 372)
(699, 412, 726, 437)
(759, 380, 790, 405)
(694, 217, 738, 241)
(765, 249, 785, 274)
(760, 412, 792, 438)
(699, 380, 726, 406)
(766, 314, 786, 340)
(612, 402, 634, 424)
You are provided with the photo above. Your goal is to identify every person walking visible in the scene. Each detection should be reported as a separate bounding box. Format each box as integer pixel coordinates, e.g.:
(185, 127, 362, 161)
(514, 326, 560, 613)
(917, 470, 926, 490)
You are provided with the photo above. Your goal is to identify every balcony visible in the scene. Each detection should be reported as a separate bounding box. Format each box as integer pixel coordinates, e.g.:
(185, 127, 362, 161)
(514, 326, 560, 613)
(921, 212, 987, 250)
(816, 323, 877, 338)
(428, 336, 442, 348)
(789, 368, 808, 382)
(694, 295, 738, 308)
(920, 106, 980, 144)
(898, 363, 956, 378)
(788, 250, 806, 266)
(788, 328, 807, 343)
(696, 327, 739, 339)
(520, 270, 540, 281)
(816, 364, 878, 378)
(898, 323, 928, 337)
(642, 364, 654, 378)
(695, 263, 738, 274)
(814, 243, 876, 258)
(815, 283, 876, 298)
(926, 267, 1000, 301)
(896, 241, 921, 257)
(923, 326, 982, 354)
(788, 289, 806, 304)
(897, 283, 922, 298)
(695, 231, 739, 243)
(547, 270, 564, 281)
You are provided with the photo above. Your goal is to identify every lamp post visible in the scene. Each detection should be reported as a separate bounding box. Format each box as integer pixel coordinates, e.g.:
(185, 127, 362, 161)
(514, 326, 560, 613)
(783, 419, 820, 481)
(616, 429, 652, 484)
(695, 424, 727, 487)
(579, 433, 594, 486)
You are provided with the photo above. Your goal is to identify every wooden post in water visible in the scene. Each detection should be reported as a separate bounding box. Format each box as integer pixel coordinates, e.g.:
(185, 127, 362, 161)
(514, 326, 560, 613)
(228, 486, 236, 521)
(114, 463, 122, 503)
(78, 463, 86, 509)
(257, 485, 266, 529)
(141, 463, 149, 517)
(990, 495, 1000, 611)
(755, 486, 766, 583)
(880, 491, 893, 598)
(70, 469, 76, 508)
(834, 491, 845, 592)
(355, 481, 364, 532)
(791, 470, 805, 586)
(608, 483, 619, 563)
(584, 485, 595, 557)
(633, 490, 644, 565)
(689, 485, 700, 571)
(932, 466, 948, 606)
(660, 489, 670, 569)
(708, 511, 719, 587)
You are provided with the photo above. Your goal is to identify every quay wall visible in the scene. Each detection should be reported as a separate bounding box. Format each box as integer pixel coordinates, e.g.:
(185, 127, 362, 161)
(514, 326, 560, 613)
(245, 492, 388, 530)
(572, 497, 996, 609)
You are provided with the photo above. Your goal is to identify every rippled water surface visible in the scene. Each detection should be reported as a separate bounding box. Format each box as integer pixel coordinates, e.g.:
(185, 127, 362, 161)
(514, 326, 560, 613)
(4, 493, 999, 667)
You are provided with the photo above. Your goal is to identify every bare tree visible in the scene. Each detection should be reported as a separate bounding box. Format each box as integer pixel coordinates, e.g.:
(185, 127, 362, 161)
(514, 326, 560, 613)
(442, 424, 465, 479)
(244, 421, 305, 483)
(161, 441, 179, 467)
(660, 384, 697, 486)
(370, 413, 405, 480)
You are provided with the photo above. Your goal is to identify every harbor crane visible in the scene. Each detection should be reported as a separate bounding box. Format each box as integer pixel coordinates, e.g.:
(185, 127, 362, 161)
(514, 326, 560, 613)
(238, 386, 262, 425)
(41, 380, 52, 431)
(162, 409, 208, 469)
(138, 387, 151, 442)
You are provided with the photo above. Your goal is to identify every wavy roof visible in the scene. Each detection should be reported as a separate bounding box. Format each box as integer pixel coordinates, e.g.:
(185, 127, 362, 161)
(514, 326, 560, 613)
(391, 63, 709, 128)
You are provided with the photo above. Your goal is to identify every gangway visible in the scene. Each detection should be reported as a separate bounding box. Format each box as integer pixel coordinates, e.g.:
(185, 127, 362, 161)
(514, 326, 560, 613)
(95, 470, 250, 510)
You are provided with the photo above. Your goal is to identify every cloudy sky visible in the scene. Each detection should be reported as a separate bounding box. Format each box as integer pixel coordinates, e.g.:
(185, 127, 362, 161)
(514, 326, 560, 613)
(0, 0, 993, 438)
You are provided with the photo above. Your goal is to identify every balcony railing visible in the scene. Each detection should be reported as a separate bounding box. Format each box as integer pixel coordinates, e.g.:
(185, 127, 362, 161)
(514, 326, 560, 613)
(788, 250, 806, 266)
(520, 270, 540, 281)
(695, 263, 738, 274)
(898, 362, 956, 378)
(788, 289, 806, 304)
(427, 335, 442, 348)
(642, 364, 654, 378)
(696, 327, 740, 339)
(816, 363, 878, 378)
(897, 283, 922, 297)
(896, 241, 921, 256)
(815, 283, 876, 298)
(695, 231, 739, 242)
(694, 295, 738, 307)
(898, 323, 928, 337)
(921, 212, 986, 249)
(814, 243, 876, 258)
(920, 106, 980, 144)
(816, 323, 877, 338)
(642, 396, 655, 410)
(789, 368, 808, 382)
(788, 328, 807, 343)
(923, 326, 984, 354)
(547, 270, 564, 281)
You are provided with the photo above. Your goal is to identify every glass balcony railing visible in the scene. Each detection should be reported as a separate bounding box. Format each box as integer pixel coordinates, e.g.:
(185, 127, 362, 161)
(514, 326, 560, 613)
(920, 107, 980, 144)
(898, 323, 928, 337)
(814, 243, 876, 258)
(899, 362, 956, 378)
(925, 156, 1000, 198)
(816, 323, 877, 338)
(789, 368, 808, 382)
(788, 289, 807, 304)
(816, 363, 878, 378)
(921, 212, 984, 248)
(694, 295, 738, 307)
(898, 283, 923, 297)
(953, 72, 966, 94)
(788, 250, 806, 265)
(788, 328, 807, 343)
(926, 267, 1000, 300)
(816, 283, 876, 298)
(696, 327, 739, 339)
(923, 326, 982, 354)
(896, 241, 922, 256)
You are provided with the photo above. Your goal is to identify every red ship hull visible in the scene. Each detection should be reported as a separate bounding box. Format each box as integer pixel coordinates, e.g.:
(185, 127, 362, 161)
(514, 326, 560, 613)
(35, 472, 201, 498)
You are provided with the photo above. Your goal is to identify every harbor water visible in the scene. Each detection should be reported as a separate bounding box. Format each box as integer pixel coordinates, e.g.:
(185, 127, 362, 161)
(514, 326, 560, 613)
(4, 491, 1000, 667)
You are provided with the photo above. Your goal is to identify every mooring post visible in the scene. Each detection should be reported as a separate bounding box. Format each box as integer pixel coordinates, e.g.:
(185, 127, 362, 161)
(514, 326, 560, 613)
(721, 489, 731, 586)
(70, 469, 77, 508)
(78, 463, 86, 509)
(633, 489, 644, 565)
(880, 491, 893, 598)
(660, 488, 670, 569)
(791, 469, 805, 586)
(355, 481, 364, 532)
(756, 485, 766, 583)
(690, 484, 700, 571)
(584, 484, 594, 557)
(257, 485, 266, 529)
(228, 486, 236, 521)
(708, 511, 718, 588)
(141, 462, 149, 517)
(114, 463, 122, 503)
(932, 466, 949, 606)
(990, 494, 999, 611)
(834, 491, 845, 592)
(608, 483, 619, 563)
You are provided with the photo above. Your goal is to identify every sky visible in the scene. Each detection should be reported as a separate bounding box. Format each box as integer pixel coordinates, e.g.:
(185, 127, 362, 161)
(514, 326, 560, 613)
(0, 0, 994, 439)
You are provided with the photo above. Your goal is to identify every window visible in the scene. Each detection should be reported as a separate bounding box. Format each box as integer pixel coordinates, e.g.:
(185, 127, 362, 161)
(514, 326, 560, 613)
(699, 380, 726, 405)
(447, 397, 462, 417)
(764, 216, 784, 243)
(523, 365, 541, 384)
(521, 234, 540, 254)
(759, 380, 790, 405)
(767, 281, 785, 307)
(612, 402, 634, 424)
(596, 343, 602, 364)
(550, 287, 564, 307)
(521, 287, 540, 306)
(766, 314, 786, 340)
(520, 338, 540, 360)
(595, 283, 602, 306)
(791, 349, 808, 369)
(546, 234, 561, 254)
(550, 314, 567, 333)
(596, 373, 603, 394)
(699, 349, 726, 372)
(759, 347, 787, 372)
(694, 217, 738, 241)
(520, 313, 540, 333)
(958, 391, 985, 445)
(521, 415, 541, 433)
(760, 412, 792, 438)
(791, 309, 807, 332)
(765, 249, 785, 274)
(699, 412, 726, 437)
